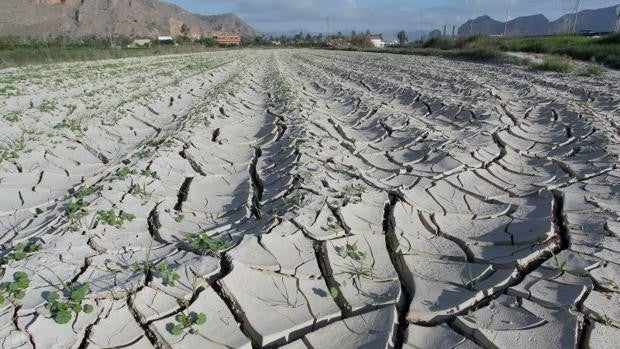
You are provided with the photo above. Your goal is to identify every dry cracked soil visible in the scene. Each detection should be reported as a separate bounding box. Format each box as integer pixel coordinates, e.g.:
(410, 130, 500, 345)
(0, 49, 618, 349)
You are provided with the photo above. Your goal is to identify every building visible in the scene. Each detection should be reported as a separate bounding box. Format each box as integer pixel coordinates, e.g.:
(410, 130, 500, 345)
(127, 39, 151, 48)
(212, 32, 241, 45)
(157, 36, 174, 45)
(370, 34, 385, 48)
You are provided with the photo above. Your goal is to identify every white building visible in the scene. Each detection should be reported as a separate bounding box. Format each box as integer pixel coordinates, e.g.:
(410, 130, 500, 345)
(157, 36, 174, 44)
(370, 35, 385, 48)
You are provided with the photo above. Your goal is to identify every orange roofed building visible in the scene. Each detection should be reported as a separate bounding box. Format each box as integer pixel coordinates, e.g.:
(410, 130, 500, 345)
(212, 32, 241, 45)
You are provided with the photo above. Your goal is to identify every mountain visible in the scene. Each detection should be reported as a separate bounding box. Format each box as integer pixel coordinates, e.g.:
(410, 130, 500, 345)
(458, 4, 619, 36)
(0, 0, 256, 39)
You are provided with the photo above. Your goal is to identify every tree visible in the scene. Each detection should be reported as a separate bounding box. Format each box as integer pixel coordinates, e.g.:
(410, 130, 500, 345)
(180, 23, 190, 38)
(397, 30, 408, 46)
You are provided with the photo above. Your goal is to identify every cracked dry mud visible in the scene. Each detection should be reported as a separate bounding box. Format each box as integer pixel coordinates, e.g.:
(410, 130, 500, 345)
(0, 49, 618, 349)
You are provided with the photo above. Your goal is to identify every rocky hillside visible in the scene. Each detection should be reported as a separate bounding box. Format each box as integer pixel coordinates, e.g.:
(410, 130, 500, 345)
(459, 4, 619, 36)
(0, 0, 256, 39)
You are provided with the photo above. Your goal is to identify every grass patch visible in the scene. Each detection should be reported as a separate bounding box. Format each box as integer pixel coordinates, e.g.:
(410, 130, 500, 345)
(344, 33, 620, 68)
(0, 45, 230, 69)
(577, 64, 605, 77)
(535, 56, 573, 73)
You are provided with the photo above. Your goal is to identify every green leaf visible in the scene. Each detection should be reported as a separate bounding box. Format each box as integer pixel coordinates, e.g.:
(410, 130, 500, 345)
(83, 304, 94, 313)
(329, 287, 339, 299)
(14, 290, 25, 299)
(194, 313, 206, 325)
(0, 295, 5, 304)
(46, 291, 60, 302)
(54, 310, 73, 324)
(170, 324, 183, 335)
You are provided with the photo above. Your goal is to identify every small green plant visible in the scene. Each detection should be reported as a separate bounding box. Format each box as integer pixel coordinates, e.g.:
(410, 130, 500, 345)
(0, 272, 30, 304)
(322, 216, 340, 232)
(174, 213, 185, 223)
(169, 310, 206, 335)
(577, 64, 604, 77)
(0, 135, 26, 164)
(335, 241, 366, 261)
(337, 261, 374, 288)
(294, 171, 312, 182)
(97, 209, 135, 228)
(66, 199, 88, 221)
(39, 100, 57, 113)
(4, 242, 42, 262)
(602, 314, 614, 326)
(75, 185, 102, 198)
(460, 265, 479, 290)
(141, 169, 160, 179)
(55, 118, 84, 134)
(44, 282, 93, 324)
(184, 233, 231, 255)
(282, 193, 305, 208)
(147, 136, 171, 147)
(130, 183, 152, 200)
(4, 111, 21, 123)
(342, 183, 366, 203)
(116, 167, 138, 180)
(550, 253, 567, 273)
(155, 263, 180, 287)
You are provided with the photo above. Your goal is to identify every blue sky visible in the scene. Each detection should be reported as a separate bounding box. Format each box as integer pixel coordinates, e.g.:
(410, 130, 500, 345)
(170, 0, 620, 34)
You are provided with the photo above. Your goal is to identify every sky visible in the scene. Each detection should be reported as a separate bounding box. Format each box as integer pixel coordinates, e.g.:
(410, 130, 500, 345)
(170, 0, 620, 35)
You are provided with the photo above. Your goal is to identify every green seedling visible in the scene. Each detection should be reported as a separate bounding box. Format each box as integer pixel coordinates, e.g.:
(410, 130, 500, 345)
(294, 171, 312, 182)
(130, 183, 153, 200)
(342, 183, 366, 203)
(551, 253, 567, 274)
(66, 199, 88, 221)
(603, 314, 614, 326)
(337, 261, 374, 288)
(55, 118, 83, 133)
(117, 167, 138, 180)
(169, 311, 206, 335)
(39, 100, 57, 113)
(174, 213, 185, 223)
(335, 241, 366, 261)
(184, 233, 231, 255)
(0, 135, 26, 164)
(147, 136, 171, 147)
(460, 265, 479, 290)
(4, 111, 21, 123)
(45, 282, 93, 324)
(0, 272, 30, 304)
(282, 193, 305, 209)
(321, 216, 340, 232)
(155, 263, 180, 287)
(141, 169, 160, 179)
(75, 185, 102, 198)
(5, 242, 42, 262)
(97, 210, 136, 228)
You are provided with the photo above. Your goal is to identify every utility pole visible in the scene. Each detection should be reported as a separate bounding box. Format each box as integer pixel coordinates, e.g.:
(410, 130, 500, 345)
(571, 0, 581, 33)
(325, 17, 331, 41)
(504, 0, 509, 37)
(616, 6, 620, 33)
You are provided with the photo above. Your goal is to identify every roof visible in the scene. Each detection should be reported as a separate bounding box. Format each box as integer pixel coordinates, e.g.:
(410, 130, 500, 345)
(370, 35, 384, 40)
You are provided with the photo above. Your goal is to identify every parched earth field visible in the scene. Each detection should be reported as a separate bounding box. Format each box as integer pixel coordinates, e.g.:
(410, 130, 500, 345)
(0, 49, 618, 349)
